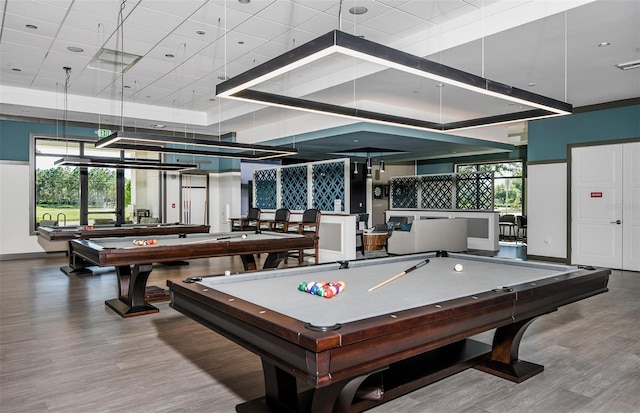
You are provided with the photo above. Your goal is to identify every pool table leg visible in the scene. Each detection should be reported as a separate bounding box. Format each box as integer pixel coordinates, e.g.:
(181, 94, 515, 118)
(474, 316, 544, 383)
(60, 246, 94, 276)
(239, 255, 258, 271)
(247, 360, 372, 413)
(105, 264, 159, 318)
(263, 252, 286, 269)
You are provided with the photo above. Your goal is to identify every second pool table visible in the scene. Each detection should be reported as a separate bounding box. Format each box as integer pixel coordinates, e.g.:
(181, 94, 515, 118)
(69, 231, 315, 318)
(168, 253, 610, 413)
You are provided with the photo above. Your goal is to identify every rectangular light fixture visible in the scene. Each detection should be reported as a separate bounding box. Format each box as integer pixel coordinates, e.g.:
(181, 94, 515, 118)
(95, 131, 298, 160)
(54, 156, 197, 172)
(615, 59, 640, 70)
(217, 30, 572, 132)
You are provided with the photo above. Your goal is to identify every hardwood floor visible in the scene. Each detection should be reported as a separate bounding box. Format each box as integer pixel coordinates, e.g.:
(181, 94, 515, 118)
(0, 253, 637, 412)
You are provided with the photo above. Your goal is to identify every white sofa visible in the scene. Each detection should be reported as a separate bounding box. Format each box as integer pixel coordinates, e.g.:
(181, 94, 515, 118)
(387, 218, 468, 255)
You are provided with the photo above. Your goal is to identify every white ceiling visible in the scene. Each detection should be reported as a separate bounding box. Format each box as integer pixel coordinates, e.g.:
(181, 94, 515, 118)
(1, 0, 639, 162)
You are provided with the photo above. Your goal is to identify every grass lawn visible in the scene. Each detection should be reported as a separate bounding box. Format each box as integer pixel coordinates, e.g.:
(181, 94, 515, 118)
(36, 206, 122, 225)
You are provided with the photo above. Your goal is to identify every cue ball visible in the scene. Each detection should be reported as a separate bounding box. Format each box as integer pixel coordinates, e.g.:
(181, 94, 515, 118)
(241, 234, 247, 239)
(454, 264, 463, 272)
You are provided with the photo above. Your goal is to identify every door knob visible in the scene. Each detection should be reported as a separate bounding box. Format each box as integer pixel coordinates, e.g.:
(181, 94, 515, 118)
(610, 220, 622, 224)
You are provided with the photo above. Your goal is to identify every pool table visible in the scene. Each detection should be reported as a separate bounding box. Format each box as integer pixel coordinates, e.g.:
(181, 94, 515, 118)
(167, 253, 610, 413)
(69, 231, 315, 318)
(37, 223, 211, 275)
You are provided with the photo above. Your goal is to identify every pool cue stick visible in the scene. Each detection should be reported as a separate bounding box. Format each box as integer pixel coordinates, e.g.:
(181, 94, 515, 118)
(181, 233, 247, 244)
(368, 259, 430, 292)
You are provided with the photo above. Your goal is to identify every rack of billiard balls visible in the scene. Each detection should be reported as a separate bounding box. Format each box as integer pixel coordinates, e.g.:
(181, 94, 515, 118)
(132, 239, 157, 246)
(298, 281, 345, 298)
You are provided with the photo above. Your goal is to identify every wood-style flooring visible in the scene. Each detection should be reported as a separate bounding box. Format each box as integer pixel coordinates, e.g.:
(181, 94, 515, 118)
(0, 252, 637, 413)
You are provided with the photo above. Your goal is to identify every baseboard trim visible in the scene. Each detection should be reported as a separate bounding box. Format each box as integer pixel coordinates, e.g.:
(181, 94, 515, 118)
(526, 254, 568, 264)
(0, 251, 66, 261)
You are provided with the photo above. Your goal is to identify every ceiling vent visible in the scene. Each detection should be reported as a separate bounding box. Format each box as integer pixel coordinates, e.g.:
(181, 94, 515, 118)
(88, 48, 142, 74)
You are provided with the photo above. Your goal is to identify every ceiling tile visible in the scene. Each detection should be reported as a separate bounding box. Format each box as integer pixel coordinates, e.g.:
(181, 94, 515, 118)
(363, 9, 428, 36)
(285, 11, 335, 37)
(62, 9, 118, 38)
(71, 0, 139, 21)
(171, 19, 226, 44)
(2, 13, 61, 38)
(0, 41, 48, 64)
(254, 0, 320, 27)
(0, 52, 42, 75)
(5, 0, 68, 24)
(397, 0, 468, 22)
(141, 0, 207, 18)
(124, 5, 186, 31)
(1, 28, 53, 50)
(188, 2, 252, 28)
(234, 15, 290, 41)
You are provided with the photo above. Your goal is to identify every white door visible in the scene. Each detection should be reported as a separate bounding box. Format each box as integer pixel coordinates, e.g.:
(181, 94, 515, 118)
(622, 142, 640, 271)
(181, 174, 208, 225)
(571, 142, 639, 270)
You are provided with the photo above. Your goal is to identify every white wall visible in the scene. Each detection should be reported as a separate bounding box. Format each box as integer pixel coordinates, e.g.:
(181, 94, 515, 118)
(165, 172, 181, 223)
(210, 171, 241, 233)
(527, 163, 567, 259)
(0, 162, 49, 255)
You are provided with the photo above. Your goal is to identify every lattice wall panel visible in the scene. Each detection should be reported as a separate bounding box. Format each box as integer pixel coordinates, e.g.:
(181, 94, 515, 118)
(312, 162, 344, 211)
(281, 166, 308, 210)
(456, 172, 493, 210)
(254, 169, 277, 209)
(391, 177, 418, 209)
(420, 175, 453, 209)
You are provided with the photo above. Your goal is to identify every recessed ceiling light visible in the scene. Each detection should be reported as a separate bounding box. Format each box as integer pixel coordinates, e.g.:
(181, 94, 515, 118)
(151, 124, 167, 128)
(196, 30, 206, 35)
(218, 75, 229, 80)
(349, 6, 368, 15)
(238, 0, 250, 4)
(25, 24, 38, 30)
(67, 46, 84, 53)
(528, 82, 536, 87)
(209, 98, 216, 101)
(165, 53, 175, 58)
(12, 68, 22, 72)
(238, 41, 245, 45)
(123, 85, 131, 89)
(598, 42, 611, 47)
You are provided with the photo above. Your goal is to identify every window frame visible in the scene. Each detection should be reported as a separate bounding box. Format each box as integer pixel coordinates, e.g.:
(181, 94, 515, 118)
(454, 160, 525, 215)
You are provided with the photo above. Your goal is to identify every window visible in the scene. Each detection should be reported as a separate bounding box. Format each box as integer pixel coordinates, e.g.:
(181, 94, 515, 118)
(456, 161, 524, 215)
(31, 135, 162, 231)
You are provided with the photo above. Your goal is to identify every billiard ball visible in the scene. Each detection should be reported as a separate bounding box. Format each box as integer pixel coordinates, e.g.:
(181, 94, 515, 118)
(454, 264, 463, 272)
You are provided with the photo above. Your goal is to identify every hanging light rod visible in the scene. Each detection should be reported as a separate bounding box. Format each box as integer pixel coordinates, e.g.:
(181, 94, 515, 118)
(54, 156, 197, 172)
(95, 131, 298, 160)
(217, 30, 572, 132)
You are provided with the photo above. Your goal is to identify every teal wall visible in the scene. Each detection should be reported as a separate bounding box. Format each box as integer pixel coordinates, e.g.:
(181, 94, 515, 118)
(528, 104, 640, 162)
(0, 119, 97, 161)
(415, 103, 639, 173)
(0, 119, 239, 171)
(417, 146, 527, 175)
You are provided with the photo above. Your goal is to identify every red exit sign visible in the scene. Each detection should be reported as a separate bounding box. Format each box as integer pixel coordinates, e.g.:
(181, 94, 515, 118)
(590, 192, 603, 198)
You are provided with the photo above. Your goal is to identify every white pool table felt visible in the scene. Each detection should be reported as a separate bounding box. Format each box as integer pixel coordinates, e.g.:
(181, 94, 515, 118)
(198, 255, 578, 328)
